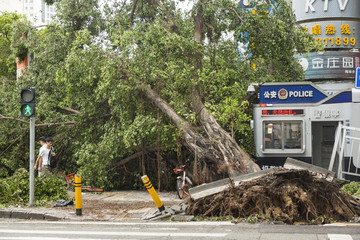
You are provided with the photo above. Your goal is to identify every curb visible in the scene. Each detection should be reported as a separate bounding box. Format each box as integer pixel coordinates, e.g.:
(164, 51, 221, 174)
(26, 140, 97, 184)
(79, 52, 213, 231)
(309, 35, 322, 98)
(0, 209, 64, 221)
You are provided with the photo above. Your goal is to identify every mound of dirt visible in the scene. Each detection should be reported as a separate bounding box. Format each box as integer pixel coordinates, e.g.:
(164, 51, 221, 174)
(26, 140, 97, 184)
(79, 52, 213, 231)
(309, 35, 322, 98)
(186, 169, 360, 224)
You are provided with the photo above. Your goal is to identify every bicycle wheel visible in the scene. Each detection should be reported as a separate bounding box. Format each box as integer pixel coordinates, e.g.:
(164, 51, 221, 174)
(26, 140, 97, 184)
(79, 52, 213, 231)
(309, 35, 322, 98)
(176, 179, 183, 199)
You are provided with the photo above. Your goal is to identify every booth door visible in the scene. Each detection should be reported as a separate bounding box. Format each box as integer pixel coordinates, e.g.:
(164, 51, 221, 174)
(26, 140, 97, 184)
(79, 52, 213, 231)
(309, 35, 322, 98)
(311, 122, 338, 169)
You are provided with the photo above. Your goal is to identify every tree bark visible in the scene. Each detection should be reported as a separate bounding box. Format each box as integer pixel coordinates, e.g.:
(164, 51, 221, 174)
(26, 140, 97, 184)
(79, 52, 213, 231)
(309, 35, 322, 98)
(142, 85, 260, 182)
(130, 0, 139, 26)
(191, 0, 260, 177)
(137, 0, 260, 183)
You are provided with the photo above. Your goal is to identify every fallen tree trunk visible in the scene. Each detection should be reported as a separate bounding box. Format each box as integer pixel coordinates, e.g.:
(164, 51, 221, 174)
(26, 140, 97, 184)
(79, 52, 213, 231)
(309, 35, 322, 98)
(136, 0, 260, 183)
(142, 85, 260, 183)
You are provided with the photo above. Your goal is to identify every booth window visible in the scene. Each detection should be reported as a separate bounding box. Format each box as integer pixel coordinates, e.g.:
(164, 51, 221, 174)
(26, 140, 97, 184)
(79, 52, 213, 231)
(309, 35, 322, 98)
(263, 121, 302, 151)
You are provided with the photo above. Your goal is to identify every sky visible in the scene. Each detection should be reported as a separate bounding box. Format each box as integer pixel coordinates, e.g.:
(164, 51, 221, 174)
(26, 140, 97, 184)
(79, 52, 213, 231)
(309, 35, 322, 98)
(176, 0, 194, 12)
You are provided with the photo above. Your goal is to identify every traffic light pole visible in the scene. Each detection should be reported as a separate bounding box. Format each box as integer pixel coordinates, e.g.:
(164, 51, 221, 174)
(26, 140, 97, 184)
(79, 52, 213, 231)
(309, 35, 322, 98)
(29, 116, 35, 207)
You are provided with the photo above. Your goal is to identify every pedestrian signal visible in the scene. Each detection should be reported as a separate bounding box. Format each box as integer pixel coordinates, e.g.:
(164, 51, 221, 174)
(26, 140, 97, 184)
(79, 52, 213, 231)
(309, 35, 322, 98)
(21, 87, 35, 118)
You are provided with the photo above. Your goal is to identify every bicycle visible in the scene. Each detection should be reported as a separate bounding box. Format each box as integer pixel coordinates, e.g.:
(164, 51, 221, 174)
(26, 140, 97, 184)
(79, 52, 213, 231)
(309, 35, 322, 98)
(59, 172, 76, 190)
(173, 164, 193, 199)
(59, 172, 104, 192)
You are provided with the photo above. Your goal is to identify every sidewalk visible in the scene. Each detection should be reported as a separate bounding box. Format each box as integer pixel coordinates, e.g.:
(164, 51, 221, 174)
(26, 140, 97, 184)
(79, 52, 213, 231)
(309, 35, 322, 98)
(0, 190, 182, 222)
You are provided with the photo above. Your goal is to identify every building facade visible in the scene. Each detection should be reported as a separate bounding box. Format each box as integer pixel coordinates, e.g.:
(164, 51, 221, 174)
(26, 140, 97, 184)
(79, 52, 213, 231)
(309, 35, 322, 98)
(0, 0, 56, 26)
(252, 0, 360, 179)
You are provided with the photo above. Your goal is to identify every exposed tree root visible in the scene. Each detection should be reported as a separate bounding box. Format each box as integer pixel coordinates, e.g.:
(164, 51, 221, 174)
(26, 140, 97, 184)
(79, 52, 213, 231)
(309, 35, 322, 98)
(186, 169, 360, 224)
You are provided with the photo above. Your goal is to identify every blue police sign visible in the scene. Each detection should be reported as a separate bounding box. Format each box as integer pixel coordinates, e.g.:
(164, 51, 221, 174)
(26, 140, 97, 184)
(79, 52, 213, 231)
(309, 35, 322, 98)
(259, 83, 328, 104)
(356, 67, 360, 89)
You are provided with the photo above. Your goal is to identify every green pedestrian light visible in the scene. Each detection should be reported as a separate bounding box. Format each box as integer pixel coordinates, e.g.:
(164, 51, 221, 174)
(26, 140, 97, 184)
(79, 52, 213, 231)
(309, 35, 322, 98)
(21, 88, 35, 118)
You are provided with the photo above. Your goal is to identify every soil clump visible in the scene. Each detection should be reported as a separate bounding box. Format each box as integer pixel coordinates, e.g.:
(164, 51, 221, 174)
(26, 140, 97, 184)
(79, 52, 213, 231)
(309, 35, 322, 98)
(186, 169, 360, 224)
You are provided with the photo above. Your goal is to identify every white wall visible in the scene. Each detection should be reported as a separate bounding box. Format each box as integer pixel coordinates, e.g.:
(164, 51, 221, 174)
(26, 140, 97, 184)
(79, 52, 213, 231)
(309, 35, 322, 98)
(0, 0, 56, 26)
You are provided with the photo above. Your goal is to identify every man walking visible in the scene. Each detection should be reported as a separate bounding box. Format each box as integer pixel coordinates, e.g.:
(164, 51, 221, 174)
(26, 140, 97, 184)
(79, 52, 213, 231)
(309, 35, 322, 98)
(47, 137, 56, 169)
(34, 136, 46, 177)
(37, 138, 56, 177)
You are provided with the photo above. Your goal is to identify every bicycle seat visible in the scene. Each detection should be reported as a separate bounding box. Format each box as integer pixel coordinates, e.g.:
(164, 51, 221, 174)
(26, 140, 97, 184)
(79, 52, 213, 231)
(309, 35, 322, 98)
(173, 164, 186, 174)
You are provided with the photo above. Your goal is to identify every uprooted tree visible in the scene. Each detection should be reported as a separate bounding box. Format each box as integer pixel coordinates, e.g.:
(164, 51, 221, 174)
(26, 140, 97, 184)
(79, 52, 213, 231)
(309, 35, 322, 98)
(1, 0, 317, 187)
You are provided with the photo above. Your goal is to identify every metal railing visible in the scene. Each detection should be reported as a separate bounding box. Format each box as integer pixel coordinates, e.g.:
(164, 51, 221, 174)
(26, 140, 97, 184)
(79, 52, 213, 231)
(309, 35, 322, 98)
(329, 122, 360, 180)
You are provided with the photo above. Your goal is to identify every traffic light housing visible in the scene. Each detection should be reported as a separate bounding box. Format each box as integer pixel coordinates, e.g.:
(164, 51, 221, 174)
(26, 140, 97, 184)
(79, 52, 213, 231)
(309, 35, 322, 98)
(21, 87, 35, 118)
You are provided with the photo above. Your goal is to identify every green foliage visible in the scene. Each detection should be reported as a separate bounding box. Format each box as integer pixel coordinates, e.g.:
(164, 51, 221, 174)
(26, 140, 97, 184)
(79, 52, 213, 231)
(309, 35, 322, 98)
(0, 0, 318, 190)
(0, 168, 68, 206)
(193, 215, 236, 222)
(342, 182, 360, 197)
(0, 12, 26, 78)
(311, 215, 336, 224)
(235, 0, 319, 83)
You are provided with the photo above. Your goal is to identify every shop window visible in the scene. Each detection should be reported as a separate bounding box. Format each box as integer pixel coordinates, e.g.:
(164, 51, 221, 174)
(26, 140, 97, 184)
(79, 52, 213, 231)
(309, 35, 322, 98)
(263, 121, 303, 151)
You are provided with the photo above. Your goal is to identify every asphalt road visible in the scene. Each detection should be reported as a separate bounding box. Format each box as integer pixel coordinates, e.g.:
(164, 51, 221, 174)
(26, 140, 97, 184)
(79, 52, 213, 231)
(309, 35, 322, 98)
(0, 220, 360, 240)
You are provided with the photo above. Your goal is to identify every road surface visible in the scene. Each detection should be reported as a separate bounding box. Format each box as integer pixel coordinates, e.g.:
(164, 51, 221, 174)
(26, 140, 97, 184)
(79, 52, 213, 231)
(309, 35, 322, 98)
(0, 219, 359, 239)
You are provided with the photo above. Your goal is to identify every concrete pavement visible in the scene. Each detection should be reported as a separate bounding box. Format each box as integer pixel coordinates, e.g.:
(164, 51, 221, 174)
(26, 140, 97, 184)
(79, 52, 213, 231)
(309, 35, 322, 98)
(0, 190, 182, 221)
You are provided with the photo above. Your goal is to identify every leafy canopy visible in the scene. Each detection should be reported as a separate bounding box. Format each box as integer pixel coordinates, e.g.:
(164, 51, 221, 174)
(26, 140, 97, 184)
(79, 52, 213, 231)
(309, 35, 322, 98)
(0, 0, 317, 189)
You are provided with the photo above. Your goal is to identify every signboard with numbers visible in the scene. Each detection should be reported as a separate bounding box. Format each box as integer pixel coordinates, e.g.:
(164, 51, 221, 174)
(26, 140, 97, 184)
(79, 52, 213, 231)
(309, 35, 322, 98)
(301, 21, 360, 49)
(292, 0, 360, 50)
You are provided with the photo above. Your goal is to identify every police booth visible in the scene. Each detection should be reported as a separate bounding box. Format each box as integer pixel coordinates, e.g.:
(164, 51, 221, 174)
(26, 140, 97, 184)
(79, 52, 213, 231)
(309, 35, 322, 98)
(250, 0, 360, 177)
(252, 81, 360, 172)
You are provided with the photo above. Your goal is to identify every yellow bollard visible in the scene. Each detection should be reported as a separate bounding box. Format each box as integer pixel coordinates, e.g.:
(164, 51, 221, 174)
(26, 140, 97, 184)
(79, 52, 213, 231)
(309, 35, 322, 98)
(74, 174, 82, 216)
(141, 175, 165, 212)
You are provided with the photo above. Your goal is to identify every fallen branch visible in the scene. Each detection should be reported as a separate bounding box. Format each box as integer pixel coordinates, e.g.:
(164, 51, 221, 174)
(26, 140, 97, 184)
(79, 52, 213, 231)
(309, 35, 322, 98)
(111, 147, 155, 169)
(0, 115, 29, 124)
(1, 114, 76, 127)
(35, 121, 76, 127)
(56, 106, 80, 114)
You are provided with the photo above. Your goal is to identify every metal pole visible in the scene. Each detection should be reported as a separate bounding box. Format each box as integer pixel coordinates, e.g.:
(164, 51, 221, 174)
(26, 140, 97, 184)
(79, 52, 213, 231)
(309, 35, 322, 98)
(329, 122, 342, 171)
(29, 117, 35, 206)
(141, 175, 165, 212)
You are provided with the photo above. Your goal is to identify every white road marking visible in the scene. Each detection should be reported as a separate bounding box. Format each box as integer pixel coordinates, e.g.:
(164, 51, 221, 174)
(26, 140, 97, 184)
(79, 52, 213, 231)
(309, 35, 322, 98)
(0, 229, 227, 238)
(328, 234, 353, 240)
(0, 238, 136, 240)
(4, 221, 235, 226)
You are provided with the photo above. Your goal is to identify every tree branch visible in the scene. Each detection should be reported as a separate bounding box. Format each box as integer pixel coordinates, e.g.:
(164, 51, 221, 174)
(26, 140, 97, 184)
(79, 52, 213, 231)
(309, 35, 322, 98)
(232, 8, 245, 23)
(130, 0, 139, 26)
(35, 121, 76, 127)
(0, 115, 29, 124)
(56, 106, 80, 114)
(111, 147, 155, 170)
(154, 0, 178, 30)
(0, 114, 76, 126)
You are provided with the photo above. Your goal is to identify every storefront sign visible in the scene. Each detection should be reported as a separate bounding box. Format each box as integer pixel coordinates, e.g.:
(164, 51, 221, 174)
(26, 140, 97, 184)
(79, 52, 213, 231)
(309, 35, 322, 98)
(295, 51, 360, 80)
(259, 83, 328, 104)
(293, 0, 360, 22)
(301, 21, 360, 49)
(292, 0, 360, 50)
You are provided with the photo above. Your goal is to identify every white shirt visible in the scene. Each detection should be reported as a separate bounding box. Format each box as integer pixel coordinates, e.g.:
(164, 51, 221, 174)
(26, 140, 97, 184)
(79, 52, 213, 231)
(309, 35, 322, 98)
(38, 145, 46, 156)
(40, 147, 51, 166)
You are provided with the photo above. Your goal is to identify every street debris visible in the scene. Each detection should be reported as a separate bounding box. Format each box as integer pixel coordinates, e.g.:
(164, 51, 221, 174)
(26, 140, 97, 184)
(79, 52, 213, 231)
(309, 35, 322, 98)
(140, 158, 360, 224)
(54, 199, 74, 207)
(141, 203, 190, 221)
(185, 168, 360, 224)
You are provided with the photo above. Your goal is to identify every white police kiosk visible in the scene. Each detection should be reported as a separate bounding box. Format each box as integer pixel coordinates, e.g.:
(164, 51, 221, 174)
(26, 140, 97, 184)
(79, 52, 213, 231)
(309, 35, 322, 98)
(252, 78, 360, 173)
